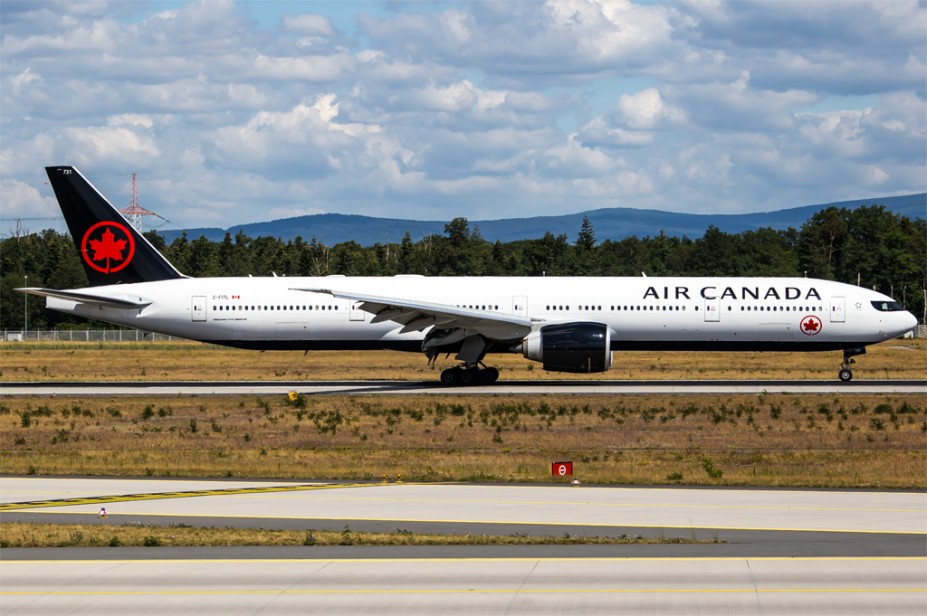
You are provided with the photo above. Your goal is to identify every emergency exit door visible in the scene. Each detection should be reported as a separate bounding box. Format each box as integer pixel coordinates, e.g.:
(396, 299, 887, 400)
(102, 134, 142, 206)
(349, 301, 366, 321)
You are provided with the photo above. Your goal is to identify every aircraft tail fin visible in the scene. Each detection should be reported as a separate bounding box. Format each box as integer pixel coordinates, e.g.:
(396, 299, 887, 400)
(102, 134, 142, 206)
(45, 166, 184, 286)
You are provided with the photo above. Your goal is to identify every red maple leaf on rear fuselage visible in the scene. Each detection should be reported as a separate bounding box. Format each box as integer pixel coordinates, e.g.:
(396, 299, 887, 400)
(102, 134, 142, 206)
(89, 228, 127, 267)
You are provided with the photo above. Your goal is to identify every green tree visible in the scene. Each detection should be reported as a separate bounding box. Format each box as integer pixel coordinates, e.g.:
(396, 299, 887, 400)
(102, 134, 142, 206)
(798, 207, 848, 279)
(186, 236, 221, 277)
(576, 215, 596, 250)
(219, 231, 253, 276)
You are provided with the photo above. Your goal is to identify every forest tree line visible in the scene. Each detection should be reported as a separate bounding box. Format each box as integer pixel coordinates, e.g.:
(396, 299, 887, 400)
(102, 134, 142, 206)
(1, 204, 924, 330)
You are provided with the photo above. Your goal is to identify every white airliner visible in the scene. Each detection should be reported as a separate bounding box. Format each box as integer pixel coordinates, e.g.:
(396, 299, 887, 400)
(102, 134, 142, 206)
(20, 166, 917, 384)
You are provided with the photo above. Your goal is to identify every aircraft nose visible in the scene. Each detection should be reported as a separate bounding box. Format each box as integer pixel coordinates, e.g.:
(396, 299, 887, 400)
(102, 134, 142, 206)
(903, 311, 918, 333)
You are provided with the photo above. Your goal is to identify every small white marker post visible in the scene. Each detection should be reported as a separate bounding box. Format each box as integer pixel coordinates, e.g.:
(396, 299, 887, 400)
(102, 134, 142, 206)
(97, 507, 108, 525)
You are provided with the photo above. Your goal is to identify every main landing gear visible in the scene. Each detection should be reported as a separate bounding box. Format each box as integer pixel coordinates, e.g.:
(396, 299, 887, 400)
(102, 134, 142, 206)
(839, 347, 866, 382)
(429, 333, 500, 386)
(440, 363, 500, 386)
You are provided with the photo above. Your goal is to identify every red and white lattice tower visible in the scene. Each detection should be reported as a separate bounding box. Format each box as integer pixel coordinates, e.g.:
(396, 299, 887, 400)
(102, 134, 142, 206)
(119, 173, 163, 232)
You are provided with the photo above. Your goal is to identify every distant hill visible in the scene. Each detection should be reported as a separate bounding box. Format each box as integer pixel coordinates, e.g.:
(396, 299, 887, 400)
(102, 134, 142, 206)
(157, 194, 925, 246)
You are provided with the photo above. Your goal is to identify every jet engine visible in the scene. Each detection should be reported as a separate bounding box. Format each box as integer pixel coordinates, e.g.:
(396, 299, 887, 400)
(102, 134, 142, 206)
(518, 322, 612, 373)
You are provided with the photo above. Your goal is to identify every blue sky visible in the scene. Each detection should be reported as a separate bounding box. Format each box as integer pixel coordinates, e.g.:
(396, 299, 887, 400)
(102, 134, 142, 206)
(1, 0, 924, 232)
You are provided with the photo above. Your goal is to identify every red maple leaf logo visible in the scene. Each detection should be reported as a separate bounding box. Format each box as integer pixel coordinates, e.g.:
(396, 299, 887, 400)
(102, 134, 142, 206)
(89, 228, 127, 265)
(81, 222, 135, 274)
(800, 315, 822, 336)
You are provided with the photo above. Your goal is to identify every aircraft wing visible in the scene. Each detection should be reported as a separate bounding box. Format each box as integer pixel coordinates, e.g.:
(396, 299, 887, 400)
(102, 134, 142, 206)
(293, 287, 538, 340)
(17, 288, 152, 309)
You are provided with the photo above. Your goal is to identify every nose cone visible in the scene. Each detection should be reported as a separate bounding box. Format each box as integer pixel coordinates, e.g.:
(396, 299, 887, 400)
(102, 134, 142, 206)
(889, 310, 919, 338)
(903, 311, 918, 333)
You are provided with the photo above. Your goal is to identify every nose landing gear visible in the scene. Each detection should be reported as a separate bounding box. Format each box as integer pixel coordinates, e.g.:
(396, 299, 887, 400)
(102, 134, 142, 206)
(839, 347, 866, 382)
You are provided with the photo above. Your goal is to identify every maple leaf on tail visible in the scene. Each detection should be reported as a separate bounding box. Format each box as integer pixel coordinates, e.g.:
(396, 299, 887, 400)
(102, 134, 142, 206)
(89, 228, 127, 272)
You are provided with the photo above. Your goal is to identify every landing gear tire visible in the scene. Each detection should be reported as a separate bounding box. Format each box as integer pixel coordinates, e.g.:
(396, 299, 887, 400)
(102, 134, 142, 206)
(838, 347, 865, 383)
(439, 365, 499, 386)
(480, 367, 500, 385)
(440, 368, 459, 385)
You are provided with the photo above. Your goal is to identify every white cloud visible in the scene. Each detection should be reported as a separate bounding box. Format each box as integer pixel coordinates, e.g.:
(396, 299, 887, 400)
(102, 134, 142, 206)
(10, 67, 41, 93)
(64, 125, 160, 167)
(252, 52, 354, 81)
(282, 14, 335, 38)
(615, 88, 685, 130)
(0, 177, 60, 220)
(0, 0, 922, 229)
(863, 165, 890, 185)
(109, 114, 154, 129)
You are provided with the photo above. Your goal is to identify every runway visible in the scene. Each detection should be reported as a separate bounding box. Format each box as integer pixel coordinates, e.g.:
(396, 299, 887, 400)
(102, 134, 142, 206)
(2, 478, 925, 614)
(2, 556, 924, 615)
(2, 378, 925, 396)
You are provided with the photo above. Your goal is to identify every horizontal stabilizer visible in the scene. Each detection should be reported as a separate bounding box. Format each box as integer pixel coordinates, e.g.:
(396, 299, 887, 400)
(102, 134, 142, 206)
(17, 287, 151, 309)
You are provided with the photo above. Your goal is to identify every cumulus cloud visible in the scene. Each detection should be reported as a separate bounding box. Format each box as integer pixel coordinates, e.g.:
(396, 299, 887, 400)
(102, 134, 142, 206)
(0, 0, 923, 228)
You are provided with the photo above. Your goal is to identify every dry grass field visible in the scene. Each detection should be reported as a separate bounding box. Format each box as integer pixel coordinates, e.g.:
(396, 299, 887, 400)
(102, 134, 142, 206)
(1, 392, 923, 488)
(0, 522, 707, 549)
(1, 340, 923, 489)
(1, 338, 925, 381)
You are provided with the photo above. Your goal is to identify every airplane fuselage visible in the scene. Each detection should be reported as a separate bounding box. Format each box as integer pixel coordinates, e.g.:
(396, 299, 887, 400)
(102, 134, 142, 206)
(46, 275, 915, 353)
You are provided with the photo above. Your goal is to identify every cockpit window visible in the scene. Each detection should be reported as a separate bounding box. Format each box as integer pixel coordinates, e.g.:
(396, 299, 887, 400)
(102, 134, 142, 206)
(871, 300, 904, 312)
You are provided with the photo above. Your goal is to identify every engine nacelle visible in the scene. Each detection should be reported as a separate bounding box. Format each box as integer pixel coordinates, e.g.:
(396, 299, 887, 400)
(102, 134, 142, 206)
(520, 322, 612, 373)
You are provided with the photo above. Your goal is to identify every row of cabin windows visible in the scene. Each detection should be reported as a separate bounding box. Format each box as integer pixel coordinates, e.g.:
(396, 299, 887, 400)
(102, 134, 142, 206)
(739, 305, 824, 312)
(546, 304, 827, 313)
(213, 305, 337, 312)
(213, 302, 827, 315)
(546, 305, 683, 311)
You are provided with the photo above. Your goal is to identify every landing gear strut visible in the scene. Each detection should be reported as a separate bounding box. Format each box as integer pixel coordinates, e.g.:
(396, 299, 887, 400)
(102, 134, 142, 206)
(839, 347, 866, 382)
(440, 363, 500, 386)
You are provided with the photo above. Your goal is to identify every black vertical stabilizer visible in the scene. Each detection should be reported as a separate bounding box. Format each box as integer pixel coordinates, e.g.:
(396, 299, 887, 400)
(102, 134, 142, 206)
(45, 166, 184, 286)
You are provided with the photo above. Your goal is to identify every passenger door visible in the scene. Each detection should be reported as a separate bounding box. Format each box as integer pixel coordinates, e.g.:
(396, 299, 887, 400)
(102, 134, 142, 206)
(830, 297, 845, 323)
(704, 298, 720, 322)
(191, 296, 207, 322)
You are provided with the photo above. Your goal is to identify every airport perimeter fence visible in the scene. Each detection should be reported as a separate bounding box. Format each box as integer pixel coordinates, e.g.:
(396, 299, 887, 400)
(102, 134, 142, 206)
(4, 326, 927, 343)
(3, 329, 186, 343)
